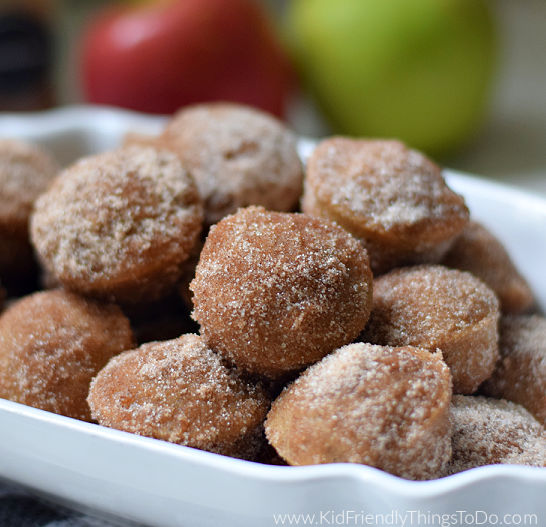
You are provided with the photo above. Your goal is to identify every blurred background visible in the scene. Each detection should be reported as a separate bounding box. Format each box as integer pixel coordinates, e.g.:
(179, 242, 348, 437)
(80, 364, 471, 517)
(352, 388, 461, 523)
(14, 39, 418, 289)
(1, 0, 544, 194)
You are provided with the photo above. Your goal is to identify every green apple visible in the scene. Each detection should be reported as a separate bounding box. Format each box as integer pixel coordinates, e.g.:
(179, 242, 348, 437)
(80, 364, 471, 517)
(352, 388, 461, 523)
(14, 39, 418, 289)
(287, 0, 496, 156)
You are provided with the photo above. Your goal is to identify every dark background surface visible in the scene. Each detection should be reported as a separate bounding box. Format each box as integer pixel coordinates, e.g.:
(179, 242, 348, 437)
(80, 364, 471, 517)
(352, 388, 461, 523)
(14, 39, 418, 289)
(0, 481, 126, 527)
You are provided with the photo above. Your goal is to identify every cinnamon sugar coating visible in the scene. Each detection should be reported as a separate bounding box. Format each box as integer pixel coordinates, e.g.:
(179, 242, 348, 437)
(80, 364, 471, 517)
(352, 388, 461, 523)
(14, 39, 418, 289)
(0, 139, 59, 280)
(481, 315, 546, 426)
(442, 221, 534, 314)
(302, 138, 469, 274)
(0, 289, 134, 421)
(265, 343, 452, 480)
(88, 334, 270, 459)
(446, 396, 545, 474)
(191, 206, 373, 378)
(31, 146, 203, 304)
(161, 103, 303, 226)
(361, 265, 500, 394)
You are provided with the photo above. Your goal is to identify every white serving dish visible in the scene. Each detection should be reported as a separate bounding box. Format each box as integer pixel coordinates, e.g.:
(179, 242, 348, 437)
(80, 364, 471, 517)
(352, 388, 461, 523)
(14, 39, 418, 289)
(0, 106, 544, 527)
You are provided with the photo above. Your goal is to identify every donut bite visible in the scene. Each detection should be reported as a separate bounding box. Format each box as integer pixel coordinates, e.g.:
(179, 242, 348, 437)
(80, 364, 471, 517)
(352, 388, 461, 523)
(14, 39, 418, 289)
(302, 138, 469, 274)
(361, 265, 500, 394)
(191, 206, 373, 378)
(446, 396, 545, 474)
(88, 334, 269, 459)
(442, 221, 534, 314)
(0, 139, 59, 287)
(481, 315, 546, 426)
(31, 146, 203, 304)
(160, 103, 303, 227)
(0, 289, 134, 421)
(265, 343, 453, 480)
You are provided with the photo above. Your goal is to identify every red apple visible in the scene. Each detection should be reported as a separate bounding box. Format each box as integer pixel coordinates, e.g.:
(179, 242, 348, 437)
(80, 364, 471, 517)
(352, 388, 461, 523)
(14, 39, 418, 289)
(80, 0, 294, 117)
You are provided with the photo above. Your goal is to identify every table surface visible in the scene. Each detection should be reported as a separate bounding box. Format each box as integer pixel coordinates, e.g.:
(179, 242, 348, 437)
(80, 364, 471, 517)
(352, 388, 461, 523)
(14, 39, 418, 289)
(0, 481, 121, 526)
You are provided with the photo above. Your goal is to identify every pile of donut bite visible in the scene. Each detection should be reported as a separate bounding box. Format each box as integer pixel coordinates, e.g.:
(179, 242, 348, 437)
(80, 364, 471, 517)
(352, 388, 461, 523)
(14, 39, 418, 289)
(0, 103, 544, 480)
